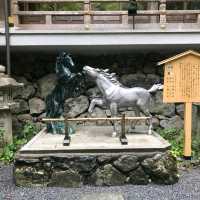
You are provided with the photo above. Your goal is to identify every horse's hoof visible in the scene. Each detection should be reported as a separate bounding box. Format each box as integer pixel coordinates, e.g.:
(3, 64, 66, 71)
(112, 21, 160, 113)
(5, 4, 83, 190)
(112, 132, 117, 137)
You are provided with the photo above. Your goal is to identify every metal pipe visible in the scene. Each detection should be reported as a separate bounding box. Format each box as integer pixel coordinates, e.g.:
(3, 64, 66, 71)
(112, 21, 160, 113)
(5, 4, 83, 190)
(3, 0, 11, 76)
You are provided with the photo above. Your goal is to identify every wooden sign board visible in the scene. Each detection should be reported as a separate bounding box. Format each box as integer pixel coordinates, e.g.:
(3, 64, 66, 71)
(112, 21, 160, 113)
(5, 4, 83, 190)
(158, 50, 200, 158)
(158, 51, 200, 103)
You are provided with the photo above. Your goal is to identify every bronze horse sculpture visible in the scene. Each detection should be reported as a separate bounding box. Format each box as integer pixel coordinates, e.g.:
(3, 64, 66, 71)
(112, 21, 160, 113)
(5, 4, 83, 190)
(83, 66, 163, 137)
(46, 52, 85, 134)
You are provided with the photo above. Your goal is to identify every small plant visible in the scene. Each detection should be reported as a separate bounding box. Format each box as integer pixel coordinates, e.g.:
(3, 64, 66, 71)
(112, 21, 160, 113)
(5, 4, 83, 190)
(0, 122, 38, 164)
(157, 128, 184, 158)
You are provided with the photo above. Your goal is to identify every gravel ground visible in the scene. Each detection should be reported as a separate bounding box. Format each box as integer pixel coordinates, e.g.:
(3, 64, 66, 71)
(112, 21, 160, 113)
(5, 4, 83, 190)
(0, 165, 200, 200)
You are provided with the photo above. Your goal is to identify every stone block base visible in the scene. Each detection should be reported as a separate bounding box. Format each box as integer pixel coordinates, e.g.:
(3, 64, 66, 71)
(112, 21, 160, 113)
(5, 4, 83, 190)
(14, 151, 179, 187)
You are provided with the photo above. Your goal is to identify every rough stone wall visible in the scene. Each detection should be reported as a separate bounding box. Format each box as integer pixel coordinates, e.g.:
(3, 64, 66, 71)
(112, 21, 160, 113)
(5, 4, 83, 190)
(9, 52, 200, 134)
(14, 151, 179, 187)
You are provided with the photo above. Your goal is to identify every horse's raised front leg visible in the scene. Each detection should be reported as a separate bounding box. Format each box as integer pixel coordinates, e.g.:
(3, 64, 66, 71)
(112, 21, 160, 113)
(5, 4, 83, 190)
(110, 102, 118, 137)
(88, 98, 105, 113)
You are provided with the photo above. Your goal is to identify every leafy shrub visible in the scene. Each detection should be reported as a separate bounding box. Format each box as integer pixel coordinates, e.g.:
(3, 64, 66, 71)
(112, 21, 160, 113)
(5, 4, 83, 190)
(157, 128, 200, 160)
(0, 122, 38, 164)
(158, 128, 184, 158)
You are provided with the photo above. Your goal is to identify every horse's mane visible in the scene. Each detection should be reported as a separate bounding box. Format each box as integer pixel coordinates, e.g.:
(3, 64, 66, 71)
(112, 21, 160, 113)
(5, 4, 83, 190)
(96, 68, 122, 86)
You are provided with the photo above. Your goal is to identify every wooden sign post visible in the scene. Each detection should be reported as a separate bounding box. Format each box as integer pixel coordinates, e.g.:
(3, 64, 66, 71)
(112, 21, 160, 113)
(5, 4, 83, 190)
(158, 50, 200, 158)
(184, 102, 192, 157)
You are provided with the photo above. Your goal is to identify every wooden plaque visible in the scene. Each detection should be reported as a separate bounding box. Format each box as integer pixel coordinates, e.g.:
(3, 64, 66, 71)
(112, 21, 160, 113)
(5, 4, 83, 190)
(163, 54, 200, 103)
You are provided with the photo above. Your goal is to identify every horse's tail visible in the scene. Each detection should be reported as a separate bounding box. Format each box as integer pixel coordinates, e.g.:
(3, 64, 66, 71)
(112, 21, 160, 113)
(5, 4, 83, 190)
(148, 84, 163, 93)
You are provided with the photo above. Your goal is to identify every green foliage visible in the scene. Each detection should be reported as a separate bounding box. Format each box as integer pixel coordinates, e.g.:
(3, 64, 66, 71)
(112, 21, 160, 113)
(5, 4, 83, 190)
(0, 122, 38, 164)
(158, 128, 200, 160)
(191, 134, 200, 159)
(158, 128, 184, 158)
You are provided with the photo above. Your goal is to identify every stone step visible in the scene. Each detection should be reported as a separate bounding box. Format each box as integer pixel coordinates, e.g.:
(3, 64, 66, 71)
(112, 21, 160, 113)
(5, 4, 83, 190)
(80, 193, 124, 200)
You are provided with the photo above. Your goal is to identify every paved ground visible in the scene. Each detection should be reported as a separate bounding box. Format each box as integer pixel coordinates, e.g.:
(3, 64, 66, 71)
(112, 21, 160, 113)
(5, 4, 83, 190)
(0, 165, 200, 200)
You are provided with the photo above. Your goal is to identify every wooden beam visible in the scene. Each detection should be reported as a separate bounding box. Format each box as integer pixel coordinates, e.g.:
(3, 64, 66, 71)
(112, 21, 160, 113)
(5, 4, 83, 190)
(42, 116, 151, 122)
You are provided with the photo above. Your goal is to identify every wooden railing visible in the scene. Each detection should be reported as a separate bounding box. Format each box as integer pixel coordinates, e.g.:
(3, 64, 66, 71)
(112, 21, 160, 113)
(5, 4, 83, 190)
(11, 0, 200, 30)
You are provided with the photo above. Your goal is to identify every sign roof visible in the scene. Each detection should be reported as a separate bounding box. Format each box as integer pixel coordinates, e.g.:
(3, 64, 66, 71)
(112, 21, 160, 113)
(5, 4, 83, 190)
(157, 50, 200, 66)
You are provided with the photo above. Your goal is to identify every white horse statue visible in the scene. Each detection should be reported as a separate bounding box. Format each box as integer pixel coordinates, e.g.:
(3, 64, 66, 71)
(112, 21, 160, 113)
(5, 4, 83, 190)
(83, 66, 163, 137)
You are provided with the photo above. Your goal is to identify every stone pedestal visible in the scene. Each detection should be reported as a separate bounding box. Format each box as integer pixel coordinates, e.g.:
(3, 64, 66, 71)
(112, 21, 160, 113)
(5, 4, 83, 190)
(14, 127, 178, 187)
(14, 151, 178, 187)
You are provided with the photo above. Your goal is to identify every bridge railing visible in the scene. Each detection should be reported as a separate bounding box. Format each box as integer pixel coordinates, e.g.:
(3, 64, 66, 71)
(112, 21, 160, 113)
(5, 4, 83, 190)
(11, 0, 200, 30)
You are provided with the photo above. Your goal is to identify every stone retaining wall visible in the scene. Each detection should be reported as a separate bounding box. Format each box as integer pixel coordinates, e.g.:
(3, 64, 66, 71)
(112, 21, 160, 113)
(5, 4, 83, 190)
(14, 151, 178, 187)
(8, 52, 200, 135)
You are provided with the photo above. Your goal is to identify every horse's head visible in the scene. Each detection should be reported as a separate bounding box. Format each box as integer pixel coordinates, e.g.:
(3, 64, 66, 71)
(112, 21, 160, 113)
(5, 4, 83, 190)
(153, 83, 164, 90)
(83, 66, 100, 79)
(57, 52, 75, 69)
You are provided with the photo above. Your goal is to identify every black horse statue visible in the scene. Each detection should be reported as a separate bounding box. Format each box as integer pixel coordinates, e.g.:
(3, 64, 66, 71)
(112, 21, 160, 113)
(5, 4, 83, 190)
(45, 52, 85, 134)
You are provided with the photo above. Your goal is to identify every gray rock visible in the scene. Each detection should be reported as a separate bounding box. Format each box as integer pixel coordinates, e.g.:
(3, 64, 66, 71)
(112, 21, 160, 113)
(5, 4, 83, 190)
(160, 115, 183, 129)
(128, 166, 149, 185)
(113, 155, 139, 173)
(12, 99, 29, 114)
(37, 74, 57, 99)
(192, 105, 200, 134)
(49, 169, 81, 187)
(120, 73, 146, 87)
(91, 164, 126, 186)
(146, 74, 160, 83)
(86, 87, 101, 98)
(15, 167, 48, 187)
(156, 115, 167, 120)
(72, 156, 97, 173)
(13, 76, 36, 100)
(29, 97, 45, 115)
(141, 152, 179, 184)
(176, 104, 184, 119)
(64, 95, 89, 118)
(53, 162, 70, 170)
(12, 115, 22, 134)
(143, 64, 156, 74)
(17, 114, 32, 122)
(152, 117, 160, 129)
(150, 91, 175, 117)
(97, 155, 119, 164)
(176, 103, 198, 122)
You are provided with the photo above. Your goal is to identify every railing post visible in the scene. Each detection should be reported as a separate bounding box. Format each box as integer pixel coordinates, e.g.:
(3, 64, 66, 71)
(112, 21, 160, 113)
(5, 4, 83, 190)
(197, 14, 200, 27)
(159, 0, 166, 29)
(11, 0, 19, 28)
(148, 1, 158, 23)
(63, 117, 70, 146)
(122, 14, 128, 25)
(120, 113, 128, 145)
(84, 0, 91, 30)
(46, 15, 52, 25)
